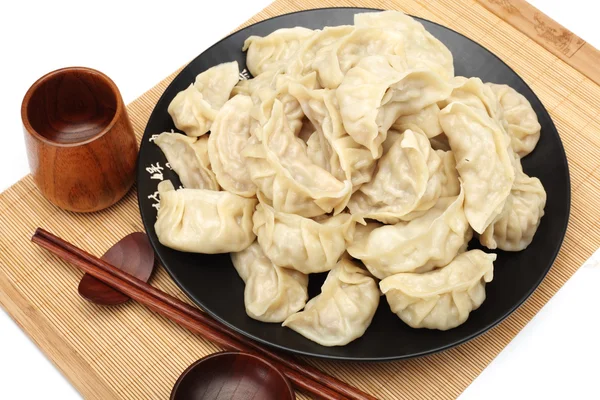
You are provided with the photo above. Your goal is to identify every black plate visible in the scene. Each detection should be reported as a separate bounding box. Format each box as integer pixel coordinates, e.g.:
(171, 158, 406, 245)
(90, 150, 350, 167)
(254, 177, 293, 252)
(137, 8, 570, 361)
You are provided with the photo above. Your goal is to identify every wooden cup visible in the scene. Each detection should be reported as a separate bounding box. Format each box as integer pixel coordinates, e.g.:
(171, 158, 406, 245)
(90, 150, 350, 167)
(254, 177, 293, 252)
(21, 67, 137, 212)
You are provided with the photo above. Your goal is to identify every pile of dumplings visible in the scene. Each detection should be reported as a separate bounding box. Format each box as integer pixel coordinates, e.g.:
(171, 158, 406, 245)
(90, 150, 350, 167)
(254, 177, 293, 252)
(153, 10, 546, 347)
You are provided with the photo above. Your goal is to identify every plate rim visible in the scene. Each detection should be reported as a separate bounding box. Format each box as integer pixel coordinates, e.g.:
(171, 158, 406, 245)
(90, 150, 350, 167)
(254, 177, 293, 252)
(136, 7, 571, 362)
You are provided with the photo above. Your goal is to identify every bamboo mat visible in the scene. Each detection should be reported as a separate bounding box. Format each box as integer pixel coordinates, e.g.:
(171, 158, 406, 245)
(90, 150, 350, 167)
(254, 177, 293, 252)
(1, 0, 599, 399)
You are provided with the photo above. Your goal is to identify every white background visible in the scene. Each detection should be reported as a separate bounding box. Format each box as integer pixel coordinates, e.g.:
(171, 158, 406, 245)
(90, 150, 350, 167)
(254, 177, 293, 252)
(1, 1, 599, 399)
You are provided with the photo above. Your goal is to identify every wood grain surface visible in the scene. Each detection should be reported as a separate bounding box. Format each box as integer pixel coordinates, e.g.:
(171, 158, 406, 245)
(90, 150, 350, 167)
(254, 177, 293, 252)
(21, 67, 138, 213)
(478, 0, 600, 85)
(32, 228, 374, 400)
(78, 232, 155, 306)
(1, 1, 599, 399)
(170, 352, 294, 400)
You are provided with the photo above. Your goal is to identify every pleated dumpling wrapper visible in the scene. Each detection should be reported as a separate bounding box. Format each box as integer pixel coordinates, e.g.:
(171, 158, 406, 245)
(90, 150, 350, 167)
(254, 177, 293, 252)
(283, 258, 379, 346)
(380, 250, 495, 330)
(347, 184, 472, 279)
(309, 27, 407, 89)
(167, 61, 239, 137)
(353, 10, 454, 80)
(347, 128, 459, 224)
(391, 104, 443, 139)
(439, 101, 515, 234)
(243, 27, 315, 76)
(486, 83, 541, 158)
(480, 155, 546, 251)
(337, 55, 452, 158)
(231, 242, 308, 323)
(253, 196, 356, 274)
(242, 99, 352, 217)
(289, 83, 377, 188)
(153, 132, 219, 190)
(154, 180, 256, 253)
(208, 94, 256, 197)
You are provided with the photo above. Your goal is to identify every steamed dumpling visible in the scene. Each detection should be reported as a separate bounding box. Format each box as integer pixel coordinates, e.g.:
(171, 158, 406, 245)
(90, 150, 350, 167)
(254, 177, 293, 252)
(243, 27, 315, 76)
(289, 84, 377, 187)
(480, 157, 546, 251)
(391, 104, 443, 138)
(354, 10, 454, 80)
(286, 25, 355, 79)
(487, 83, 541, 157)
(347, 129, 454, 224)
(380, 250, 495, 330)
(208, 95, 256, 197)
(439, 77, 502, 120)
(242, 99, 352, 217)
(168, 61, 239, 137)
(153, 132, 219, 190)
(251, 72, 318, 137)
(193, 61, 240, 110)
(439, 102, 515, 233)
(167, 84, 215, 138)
(231, 242, 308, 323)
(282, 258, 379, 346)
(337, 55, 452, 158)
(154, 180, 256, 253)
(253, 197, 355, 274)
(347, 185, 472, 279)
(310, 27, 407, 89)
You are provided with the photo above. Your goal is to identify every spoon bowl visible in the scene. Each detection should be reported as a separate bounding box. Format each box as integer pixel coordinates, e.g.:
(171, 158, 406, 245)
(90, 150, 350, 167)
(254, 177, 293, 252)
(171, 351, 294, 400)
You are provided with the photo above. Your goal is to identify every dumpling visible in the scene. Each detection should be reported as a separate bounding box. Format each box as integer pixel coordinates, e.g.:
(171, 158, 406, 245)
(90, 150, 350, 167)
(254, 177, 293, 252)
(347, 129, 448, 224)
(305, 130, 329, 170)
(376, 69, 453, 134)
(347, 185, 472, 279)
(392, 104, 443, 138)
(335, 55, 405, 158)
(241, 99, 352, 217)
(310, 27, 407, 89)
(439, 77, 502, 120)
(437, 149, 461, 197)
(282, 258, 380, 346)
(354, 10, 454, 80)
(480, 158, 546, 251)
(153, 132, 219, 190)
(289, 84, 377, 187)
(251, 72, 318, 136)
(154, 180, 256, 253)
(439, 102, 515, 233)
(193, 61, 240, 110)
(253, 197, 355, 274)
(380, 250, 495, 330)
(487, 83, 541, 158)
(337, 55, 452, 158)
(231, 242, 308, 323)
(382, 128, 402, 155)
(232, 67, 280, 100)
(168, 61, 239, 137)
(286, 25, 355, 78)
(167, 84, 215, 138)
(208, 95, 256, 197)
(243, 27, 315, 76)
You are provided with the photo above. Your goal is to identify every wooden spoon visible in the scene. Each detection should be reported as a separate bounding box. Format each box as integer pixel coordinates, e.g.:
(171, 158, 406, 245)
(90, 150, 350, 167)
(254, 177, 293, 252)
(171, 351, 295, 400)
(78, 232, 154, 305)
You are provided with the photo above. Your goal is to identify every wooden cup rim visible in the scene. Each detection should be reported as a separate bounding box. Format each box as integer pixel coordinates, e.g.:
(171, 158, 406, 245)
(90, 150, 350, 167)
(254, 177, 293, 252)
(21, 66, 124, 148)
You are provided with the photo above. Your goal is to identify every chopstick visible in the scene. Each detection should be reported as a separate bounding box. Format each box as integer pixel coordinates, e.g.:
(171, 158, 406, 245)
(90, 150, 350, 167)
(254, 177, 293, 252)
(32, 228, 377, 400)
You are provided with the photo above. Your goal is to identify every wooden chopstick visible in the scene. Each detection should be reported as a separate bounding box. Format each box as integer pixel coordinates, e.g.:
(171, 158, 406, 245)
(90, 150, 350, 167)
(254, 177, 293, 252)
(32, 228, 377, 400)
(31, 231, 343, 400)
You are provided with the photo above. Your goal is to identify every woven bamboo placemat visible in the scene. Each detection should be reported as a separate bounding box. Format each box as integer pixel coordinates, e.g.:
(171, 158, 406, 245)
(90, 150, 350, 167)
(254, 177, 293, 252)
(1, 0, 599, 399)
